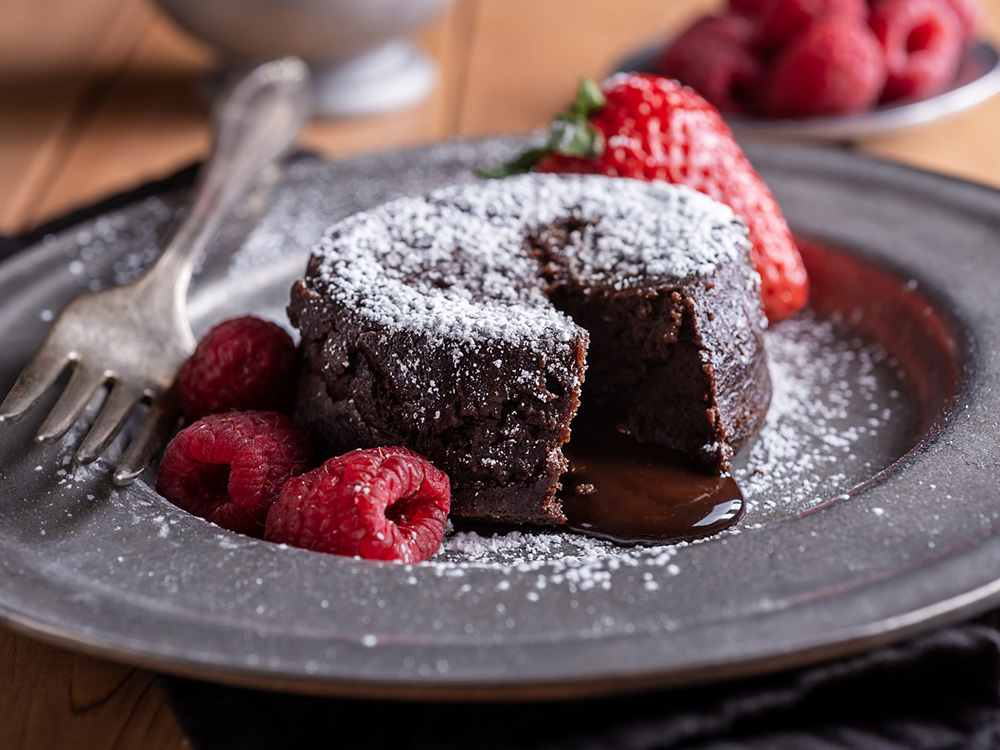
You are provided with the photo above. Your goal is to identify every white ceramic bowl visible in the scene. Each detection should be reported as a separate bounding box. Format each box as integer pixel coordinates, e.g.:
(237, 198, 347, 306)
(155, 0, 454, 117)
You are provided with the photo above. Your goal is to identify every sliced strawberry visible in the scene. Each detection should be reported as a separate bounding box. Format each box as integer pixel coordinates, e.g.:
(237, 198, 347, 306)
(484, 74, 808, 322)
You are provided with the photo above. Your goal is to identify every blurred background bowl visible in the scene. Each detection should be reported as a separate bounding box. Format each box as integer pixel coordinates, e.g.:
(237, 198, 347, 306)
(154, 0, 454, 118)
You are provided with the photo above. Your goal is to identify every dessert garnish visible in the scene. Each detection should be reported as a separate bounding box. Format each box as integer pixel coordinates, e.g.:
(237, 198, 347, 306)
(264, 447, 451, 563)
(156, 410, 314, 537)
(656, 0, 982, 116)
(160, 315, 453, 560)
(870, 0, 968, 101)
(483, 73, 808, 322)
(178, 315, 297, 422)
(762, 14, 887, 117)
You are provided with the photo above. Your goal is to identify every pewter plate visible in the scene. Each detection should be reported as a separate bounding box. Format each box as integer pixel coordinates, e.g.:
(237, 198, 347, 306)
(0, 139, 998, 700)
(616, 42, 1000, 141)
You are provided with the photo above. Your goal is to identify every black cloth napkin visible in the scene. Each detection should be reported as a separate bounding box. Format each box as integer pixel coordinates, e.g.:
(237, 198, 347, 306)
(8, 166, 1000, 750)
(159, 617, 1000, 750)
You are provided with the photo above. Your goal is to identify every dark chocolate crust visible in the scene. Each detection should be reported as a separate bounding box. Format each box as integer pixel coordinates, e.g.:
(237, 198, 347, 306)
(291, 304, 586, 526)
(290, 174, 771, 526)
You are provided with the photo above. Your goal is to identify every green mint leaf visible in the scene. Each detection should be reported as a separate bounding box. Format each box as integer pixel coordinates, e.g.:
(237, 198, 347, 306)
(478, 78, 606, 178)
(548, 113, 605, 159)
(571, 78, 606, 117)
(477, 147, 550, 179)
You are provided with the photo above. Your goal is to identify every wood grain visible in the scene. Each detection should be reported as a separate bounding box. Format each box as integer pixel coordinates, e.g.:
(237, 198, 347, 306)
(0, 630, 189, 749)
(455, 0, 718, 135)
(0, 0, 155, 233)
(27, 9, 213, 225)
(301, 2, 477, 157)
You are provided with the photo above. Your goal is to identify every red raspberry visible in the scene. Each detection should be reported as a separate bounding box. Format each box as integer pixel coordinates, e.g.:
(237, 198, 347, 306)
(870, 0, 964, 102)
(179, 316, 297, 422)
(484, 74, 808, 321)
(763, 16, 887, 117)
(156, 411, 313, 536)
(264, 447, 451, 563)
(730, 0, 769, 13)
(748, 0, 867, 48)
(940, 0, 983, 43)
(656, 15, 763, 115)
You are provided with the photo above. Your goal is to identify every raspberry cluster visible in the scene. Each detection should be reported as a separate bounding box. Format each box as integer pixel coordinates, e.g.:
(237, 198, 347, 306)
(155, 316, 452, 563)
(657, 0, 982, 118)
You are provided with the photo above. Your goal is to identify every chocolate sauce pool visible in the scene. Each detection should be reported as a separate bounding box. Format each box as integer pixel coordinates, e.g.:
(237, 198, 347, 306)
(560, 421, 744, 546)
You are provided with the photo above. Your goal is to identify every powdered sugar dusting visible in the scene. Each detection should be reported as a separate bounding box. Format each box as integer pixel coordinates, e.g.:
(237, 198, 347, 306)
(738, 311, 907, 521)
(428, 309, 909, 569)
(306, 174, 748, 350)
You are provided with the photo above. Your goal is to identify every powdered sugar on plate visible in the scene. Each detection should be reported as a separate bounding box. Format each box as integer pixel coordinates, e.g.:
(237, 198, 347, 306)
(427, 308, 908, 568)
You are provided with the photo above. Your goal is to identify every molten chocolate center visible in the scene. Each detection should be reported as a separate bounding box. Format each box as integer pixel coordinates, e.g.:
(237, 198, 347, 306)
(560, 412, 744, 545)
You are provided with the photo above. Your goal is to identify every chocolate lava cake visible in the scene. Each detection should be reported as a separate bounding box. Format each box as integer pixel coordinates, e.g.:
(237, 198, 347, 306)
(289, 174, 771, 526)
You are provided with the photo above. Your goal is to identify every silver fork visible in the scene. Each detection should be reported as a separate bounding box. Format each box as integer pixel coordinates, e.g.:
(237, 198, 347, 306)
(0, 57, 311, 485)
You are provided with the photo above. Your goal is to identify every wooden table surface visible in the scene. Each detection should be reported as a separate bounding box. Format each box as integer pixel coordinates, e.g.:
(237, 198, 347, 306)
(2, 0, 999, 746)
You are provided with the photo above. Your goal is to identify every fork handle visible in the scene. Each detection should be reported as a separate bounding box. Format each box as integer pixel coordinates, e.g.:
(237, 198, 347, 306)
(142, 57, 311, 309)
